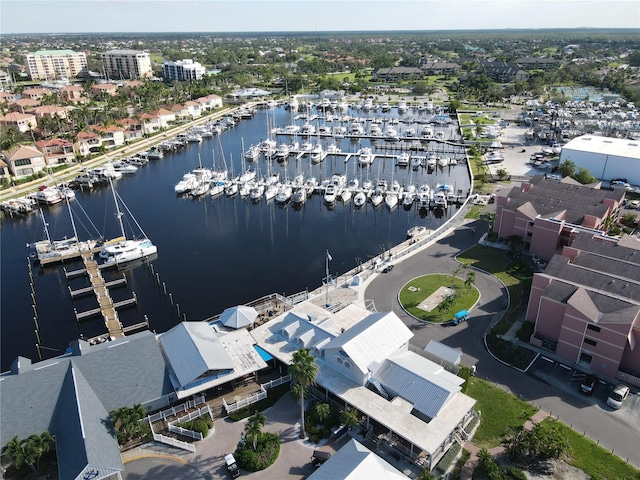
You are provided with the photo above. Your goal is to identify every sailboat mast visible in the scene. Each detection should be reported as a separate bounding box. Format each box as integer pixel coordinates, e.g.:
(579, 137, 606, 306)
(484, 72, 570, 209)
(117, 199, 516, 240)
(109, 178, 126, 239)
(39, 208, 52, 245)
(65, 195, 79, 240)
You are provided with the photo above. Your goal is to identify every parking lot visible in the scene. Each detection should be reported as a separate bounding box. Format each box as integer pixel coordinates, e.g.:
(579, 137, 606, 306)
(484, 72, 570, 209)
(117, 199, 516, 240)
(527, 355, 640, 426)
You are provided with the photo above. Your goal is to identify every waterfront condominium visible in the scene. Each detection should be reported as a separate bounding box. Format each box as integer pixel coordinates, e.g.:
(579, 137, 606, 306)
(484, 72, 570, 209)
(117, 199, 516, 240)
(24, 50, 88, 81)
(162, 59, 206, 82)
(101, 49, 153, 80)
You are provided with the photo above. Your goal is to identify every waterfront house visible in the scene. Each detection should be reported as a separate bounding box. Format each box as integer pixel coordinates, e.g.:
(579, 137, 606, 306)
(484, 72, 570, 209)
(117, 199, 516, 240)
(195, 93, 223, 111)
(35, 138, 76, 165)
(525, 232, 640, 385)
(0, 158, 11, 183)
(494, 175, 624, 262)
(2, 144, 46, 179)
(251, 302, 476, 471)
(89, 125, 125, 149)
(0, 112, 38, 133)
(117, 118, 144, 141)
(184, 100, 202, 118)
(0, 91, 17, 104)
(76, 131, 102, 155)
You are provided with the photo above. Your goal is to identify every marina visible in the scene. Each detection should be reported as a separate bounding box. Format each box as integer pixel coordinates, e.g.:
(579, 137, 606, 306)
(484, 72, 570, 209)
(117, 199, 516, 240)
(1, 103, 472, 371)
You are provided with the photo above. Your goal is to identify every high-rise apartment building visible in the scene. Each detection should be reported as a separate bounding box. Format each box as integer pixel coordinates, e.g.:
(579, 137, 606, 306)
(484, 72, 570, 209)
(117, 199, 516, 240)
(24, 50, 88, 81)
(162, 59, 206, 82)
(101, 50, 153, 80)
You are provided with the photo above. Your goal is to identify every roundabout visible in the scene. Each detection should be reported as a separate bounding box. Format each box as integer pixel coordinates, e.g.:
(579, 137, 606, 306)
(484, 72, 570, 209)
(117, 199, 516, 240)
(398, 273, 480, 323)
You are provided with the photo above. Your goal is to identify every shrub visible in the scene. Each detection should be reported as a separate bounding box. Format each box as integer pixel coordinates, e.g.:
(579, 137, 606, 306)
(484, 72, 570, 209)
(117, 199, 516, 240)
(176, 416, 213, 437)
(503, 466, 527, 480)
(235, 432, 280, 472)
(515, 321, 534, 343)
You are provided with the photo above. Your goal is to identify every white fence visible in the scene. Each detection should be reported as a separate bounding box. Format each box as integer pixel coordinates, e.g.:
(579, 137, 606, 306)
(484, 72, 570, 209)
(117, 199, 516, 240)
(167, 424, 203, 441)
(151, 431, 196, 453)
(170, 405, 213, 425)
(224, 386, 267, 414)
(147, 394, 206, 423)
(223, 375, 292, 414)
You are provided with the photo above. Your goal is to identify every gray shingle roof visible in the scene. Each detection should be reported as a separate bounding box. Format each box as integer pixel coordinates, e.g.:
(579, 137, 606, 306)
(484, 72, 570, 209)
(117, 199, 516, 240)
(0, 331, 172, 480)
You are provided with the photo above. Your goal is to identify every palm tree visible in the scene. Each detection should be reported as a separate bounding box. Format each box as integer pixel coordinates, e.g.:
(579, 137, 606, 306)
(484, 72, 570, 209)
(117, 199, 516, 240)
(289, 348, 318, 439)
(437, 294, 456, 322)
(1, 432, 53, 474)
(464, 271, 476, 291)
(314, 403, 330, 424)
(109, 404, 147, 444)
(28, 432, 54, 472)
(341, 408, 359, 430)
(244, 410, 266, 450)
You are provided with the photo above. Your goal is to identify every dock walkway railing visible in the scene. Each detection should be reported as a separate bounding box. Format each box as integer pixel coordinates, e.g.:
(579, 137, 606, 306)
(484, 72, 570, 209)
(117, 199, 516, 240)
(223, 375, 291, 414)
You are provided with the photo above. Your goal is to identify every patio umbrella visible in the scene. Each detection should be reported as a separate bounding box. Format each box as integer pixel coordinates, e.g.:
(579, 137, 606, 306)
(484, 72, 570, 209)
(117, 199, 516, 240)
(219, 305, 258, 329)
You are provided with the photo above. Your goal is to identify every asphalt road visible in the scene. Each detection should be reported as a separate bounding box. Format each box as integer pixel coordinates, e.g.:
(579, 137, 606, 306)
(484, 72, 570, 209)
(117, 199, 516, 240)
(363, 217, 640, 469)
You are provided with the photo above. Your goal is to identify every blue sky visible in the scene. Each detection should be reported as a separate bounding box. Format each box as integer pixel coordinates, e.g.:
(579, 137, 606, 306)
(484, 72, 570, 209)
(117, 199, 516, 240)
(2, 0, 639, 34)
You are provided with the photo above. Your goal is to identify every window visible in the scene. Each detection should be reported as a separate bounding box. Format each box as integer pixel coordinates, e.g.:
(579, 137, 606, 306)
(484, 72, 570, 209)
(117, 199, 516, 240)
(336, 357, 343, 365)
(579, 352, 593, 366)
(14, 158, 32, 166)
(587, 324, 601, 333)
(584, 338, 597, 347)
(344, 362, 350, 370)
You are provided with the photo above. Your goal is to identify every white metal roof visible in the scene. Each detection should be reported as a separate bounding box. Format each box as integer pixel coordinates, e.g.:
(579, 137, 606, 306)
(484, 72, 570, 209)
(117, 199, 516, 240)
(323, 312, 413, 374)
(424, 340, 463, 365)
(159, 322, 234, 388)
(562, 135, 640, 159)
(306, 439, 408, 480)
(374, 351, 463, 420)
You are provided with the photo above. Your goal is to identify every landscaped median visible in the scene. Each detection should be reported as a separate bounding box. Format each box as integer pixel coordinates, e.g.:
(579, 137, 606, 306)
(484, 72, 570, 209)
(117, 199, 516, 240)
(398, 273, 479, 323)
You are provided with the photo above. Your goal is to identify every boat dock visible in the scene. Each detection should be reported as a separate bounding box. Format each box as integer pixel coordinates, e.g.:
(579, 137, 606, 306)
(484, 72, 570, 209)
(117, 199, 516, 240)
(71, 252, 136, 339)
(69, 276, 127, 298)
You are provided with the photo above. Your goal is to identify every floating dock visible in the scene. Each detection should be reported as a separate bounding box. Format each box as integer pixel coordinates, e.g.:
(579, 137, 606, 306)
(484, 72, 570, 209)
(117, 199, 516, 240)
(71, 253, 134, 339)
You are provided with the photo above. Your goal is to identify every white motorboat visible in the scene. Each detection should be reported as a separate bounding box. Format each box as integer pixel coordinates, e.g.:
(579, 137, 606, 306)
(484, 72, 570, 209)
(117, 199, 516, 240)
(289, 96, 299, 110)
(384, 126, 399, 142)
(437, 157, 450, 168)
(109, 160, 138, 175)
(402, 185, 416, 207)
(350, 122, 364, 135)
(421, 125, 434, 138)
(32, 186, 63, 205)
(396, 152, 410, 167)
(244, 145, 261, 161)
(99, 180, 157, 266)
(310, 144, 324, 163)
(326, 143, 341, 155)
(186, 132, 202, 143)
(370, 124, 382, 136)
(174, 173, 198, 194)
(426, 153, 437, 168)
(417, 184, 432, 208)
(300, 123, 316, 135)
(190, 180, 210, 197)
(358, 147, 374, 166)
(323, 184, 337, 204)
(432, 191, 448, 208)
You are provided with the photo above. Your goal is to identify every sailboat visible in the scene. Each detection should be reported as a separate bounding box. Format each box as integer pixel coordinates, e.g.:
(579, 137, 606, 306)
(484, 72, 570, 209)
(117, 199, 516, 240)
(99, 179, 157, 266)
(31, 197, 100, 265)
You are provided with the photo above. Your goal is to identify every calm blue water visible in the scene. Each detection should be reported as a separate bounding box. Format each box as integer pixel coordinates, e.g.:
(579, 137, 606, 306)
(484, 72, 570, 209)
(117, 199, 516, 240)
(0, 106, 470, 371)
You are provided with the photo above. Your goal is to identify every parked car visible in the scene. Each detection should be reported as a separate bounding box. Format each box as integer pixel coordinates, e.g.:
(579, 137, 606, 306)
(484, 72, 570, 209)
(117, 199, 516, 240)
(579, 375, 597, 395)
(607, 384, 630, 409)
(225, 453, 240, 478)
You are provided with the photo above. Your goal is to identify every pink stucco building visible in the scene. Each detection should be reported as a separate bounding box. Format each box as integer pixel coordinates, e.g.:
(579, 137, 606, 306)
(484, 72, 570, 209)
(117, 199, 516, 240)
(526, 232, 640, 383)
(495, 175, 625, 262)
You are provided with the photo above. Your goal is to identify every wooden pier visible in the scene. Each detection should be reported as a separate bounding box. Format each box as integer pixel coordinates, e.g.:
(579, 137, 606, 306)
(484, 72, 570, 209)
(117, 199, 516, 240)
(73, 252, 128, 339)
(69, 277, 127, 298)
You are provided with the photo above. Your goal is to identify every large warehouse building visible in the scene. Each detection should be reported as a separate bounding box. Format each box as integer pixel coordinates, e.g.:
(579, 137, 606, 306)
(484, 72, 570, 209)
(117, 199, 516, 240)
(559, 135, 640, 187)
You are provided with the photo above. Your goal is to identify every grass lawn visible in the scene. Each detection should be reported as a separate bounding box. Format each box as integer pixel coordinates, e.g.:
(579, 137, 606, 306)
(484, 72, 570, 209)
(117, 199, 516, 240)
(539, 418, 640, 480)
(466, 377, 538, 449)
(399, 274, 479, 323)
(464, 204, 485, 219)
(459, 113, 496, 126)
